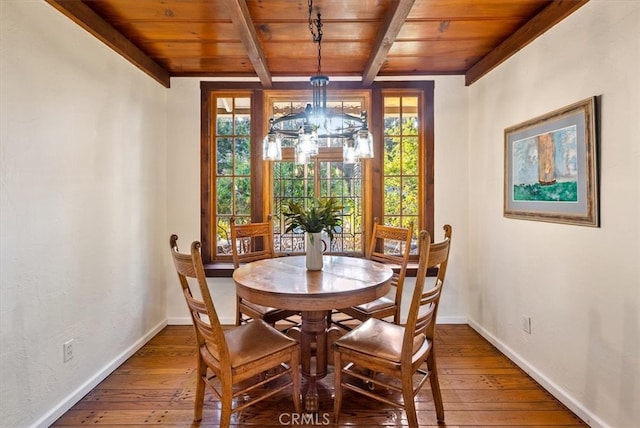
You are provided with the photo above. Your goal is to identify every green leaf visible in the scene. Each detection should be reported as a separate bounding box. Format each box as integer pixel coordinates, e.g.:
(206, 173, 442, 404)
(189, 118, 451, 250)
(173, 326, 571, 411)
(282, 197, 343, 241)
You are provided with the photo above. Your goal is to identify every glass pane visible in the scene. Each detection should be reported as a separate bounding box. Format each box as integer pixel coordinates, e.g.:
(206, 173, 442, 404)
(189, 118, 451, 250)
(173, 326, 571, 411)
(402, 137, 418, 175)
(401, 96, 419, 132)
(234, 138, 251, 175)
(402, 216, 418, 230)
(384, 97, 401, 134)
(331, 162, 344, 179)
(216, 138, 233, 175)
(385, 216, 402, 228)
(235, 177, 251, 215)
(402, 177, 419, 215)
(304, 165, 315, 196)
(234, 97, 251, 133)
(215, 216, 231, 256)
(384, 137, 401, 175)
(216, 177, 232, 214)
(384, 177, 400, 215)
(234, 115, 251, 135)
(216, 113, 233, 135)
(403, 115, 419, 133)
(272, 101, 304, 117)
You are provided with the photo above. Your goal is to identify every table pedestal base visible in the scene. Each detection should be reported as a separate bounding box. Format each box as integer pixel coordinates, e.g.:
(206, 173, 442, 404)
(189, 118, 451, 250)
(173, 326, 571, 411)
(290, 310, 345, 412)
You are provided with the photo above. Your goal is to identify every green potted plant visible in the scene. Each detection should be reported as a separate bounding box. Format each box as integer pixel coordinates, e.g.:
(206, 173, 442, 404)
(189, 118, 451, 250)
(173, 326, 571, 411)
(283, 197, 343, 270)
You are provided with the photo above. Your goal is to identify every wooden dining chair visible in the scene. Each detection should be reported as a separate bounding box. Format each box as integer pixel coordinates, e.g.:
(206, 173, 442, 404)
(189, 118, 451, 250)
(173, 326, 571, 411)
(333, 225, 452, 427)
(169, 235, 301, 426)
(332, 218, 413, 330)
(230, 217, 299, 327)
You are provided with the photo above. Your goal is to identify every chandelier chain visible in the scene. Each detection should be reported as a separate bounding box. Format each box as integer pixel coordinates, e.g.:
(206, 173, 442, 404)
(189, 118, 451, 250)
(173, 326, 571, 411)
(308, 0, 323, 74)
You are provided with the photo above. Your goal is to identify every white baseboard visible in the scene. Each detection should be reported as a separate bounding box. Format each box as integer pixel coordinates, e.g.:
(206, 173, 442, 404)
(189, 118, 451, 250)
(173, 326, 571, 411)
(167, 316, 193, 325)
(437, 315, 467, 324)
(467, 319, 607, 428)
(31, 319, 168, 428)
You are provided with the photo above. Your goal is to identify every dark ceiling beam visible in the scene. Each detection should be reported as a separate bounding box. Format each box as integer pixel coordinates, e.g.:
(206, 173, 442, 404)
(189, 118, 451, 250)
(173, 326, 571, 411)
(44, 0, 171, 88)
(224, 0, 272, 88)
(465, 0, 590, 86)
(362, 0, 416, 86)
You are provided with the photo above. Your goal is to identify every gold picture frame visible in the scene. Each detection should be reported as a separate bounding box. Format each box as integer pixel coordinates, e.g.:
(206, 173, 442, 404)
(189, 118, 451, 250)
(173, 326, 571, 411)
(504, 97, 599, 226)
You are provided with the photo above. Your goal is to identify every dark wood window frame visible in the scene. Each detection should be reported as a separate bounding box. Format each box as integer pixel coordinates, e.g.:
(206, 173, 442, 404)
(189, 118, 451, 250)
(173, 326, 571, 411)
(200, 81, 434, 277)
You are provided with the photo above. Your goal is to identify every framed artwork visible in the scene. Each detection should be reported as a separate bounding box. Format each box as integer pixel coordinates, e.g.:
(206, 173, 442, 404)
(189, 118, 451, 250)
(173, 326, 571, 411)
(504, 97, 599, 226)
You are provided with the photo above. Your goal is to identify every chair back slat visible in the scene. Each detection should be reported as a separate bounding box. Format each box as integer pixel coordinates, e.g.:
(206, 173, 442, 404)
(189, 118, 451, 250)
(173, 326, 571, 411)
(414, 285, 440, 336)
(366, 219, 413, 311)
(369, 252, 405, 265)
(230, 217, 275, 268)
(402, 226, 452, 357)
(171, 251, 197, 278)
(427, 225, 452, 286)
(366, 220, 413, 264)
(169, 235, 229, 362)
(183, 291, 217, 343)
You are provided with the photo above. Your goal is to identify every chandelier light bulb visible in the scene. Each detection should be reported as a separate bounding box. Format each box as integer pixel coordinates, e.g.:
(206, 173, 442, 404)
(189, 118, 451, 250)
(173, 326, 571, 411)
(343, 139, 357, 164)
(355, 129, 374, 158)
(262, 132, 282, 160)
(295, 143, 309, 165)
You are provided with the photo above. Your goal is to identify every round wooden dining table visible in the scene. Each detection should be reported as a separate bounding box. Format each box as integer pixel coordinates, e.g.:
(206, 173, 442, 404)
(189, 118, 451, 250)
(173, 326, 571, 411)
(232, 255, 393, 412)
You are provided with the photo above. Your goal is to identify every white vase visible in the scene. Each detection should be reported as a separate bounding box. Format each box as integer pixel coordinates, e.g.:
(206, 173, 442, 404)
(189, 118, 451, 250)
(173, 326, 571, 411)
(305, 232, 323, 271)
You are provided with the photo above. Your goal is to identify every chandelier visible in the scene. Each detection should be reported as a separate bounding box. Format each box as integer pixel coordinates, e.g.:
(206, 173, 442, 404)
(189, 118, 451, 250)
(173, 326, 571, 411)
(262, 0, 374, 164)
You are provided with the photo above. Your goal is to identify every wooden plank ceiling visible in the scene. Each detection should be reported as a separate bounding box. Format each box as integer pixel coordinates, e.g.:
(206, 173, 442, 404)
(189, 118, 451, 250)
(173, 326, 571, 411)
(45, 0, 588, 88)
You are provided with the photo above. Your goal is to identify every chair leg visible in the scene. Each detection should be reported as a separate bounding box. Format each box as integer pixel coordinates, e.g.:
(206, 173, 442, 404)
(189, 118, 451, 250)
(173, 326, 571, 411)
(427, 353, 445, 423)
(235, 296, 243, 326)
(220, 381, 233, 428)
(193, 359, 207, 421)
(401, 370, 418, 428)
(333, 350, 343, 424)
(291, 349, 302, 414)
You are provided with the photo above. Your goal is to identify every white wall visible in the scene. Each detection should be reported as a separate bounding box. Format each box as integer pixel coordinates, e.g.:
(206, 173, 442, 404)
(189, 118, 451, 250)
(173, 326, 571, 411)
(467, 1, 640, 427)
(164, 75, 471, 325)
(4, 0, 636, 427)
(0, 1, 168, 426)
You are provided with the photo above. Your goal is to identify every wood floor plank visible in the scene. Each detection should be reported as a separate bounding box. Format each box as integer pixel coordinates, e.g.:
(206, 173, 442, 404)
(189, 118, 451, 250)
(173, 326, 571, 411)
(52, 324, 588, 427)
(94, 374, 192, 390)
(439, 355, 517, 368)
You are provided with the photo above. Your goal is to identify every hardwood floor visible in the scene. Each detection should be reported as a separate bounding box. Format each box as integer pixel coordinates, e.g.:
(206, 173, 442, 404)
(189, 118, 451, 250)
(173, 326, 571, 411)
(52, 324, 588, 427)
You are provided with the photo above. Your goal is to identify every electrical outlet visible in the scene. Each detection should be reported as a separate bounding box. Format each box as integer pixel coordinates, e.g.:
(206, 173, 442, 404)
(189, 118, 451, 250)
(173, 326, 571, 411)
(63, 339, 74, 363)
(521, 316, 532, 334)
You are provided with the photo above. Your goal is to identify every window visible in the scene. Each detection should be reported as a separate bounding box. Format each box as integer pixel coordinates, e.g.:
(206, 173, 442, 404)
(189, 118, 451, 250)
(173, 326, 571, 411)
(383, 93, 421, 253)
(207, 93, 253, 262)
(200, 81, 433, 272)
(265, 92, 370, 255)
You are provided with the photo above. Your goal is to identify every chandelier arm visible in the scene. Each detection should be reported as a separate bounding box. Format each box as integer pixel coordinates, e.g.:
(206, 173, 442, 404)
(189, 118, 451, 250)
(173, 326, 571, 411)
(270, 111, 366, 129)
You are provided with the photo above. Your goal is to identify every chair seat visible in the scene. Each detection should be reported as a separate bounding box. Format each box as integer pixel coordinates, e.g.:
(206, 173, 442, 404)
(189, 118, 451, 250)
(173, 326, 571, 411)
(334, 318, 428, 363)
(241, 300, 285, 317)
(206, 319, 298, 368)
(353, 292, 395, 312)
